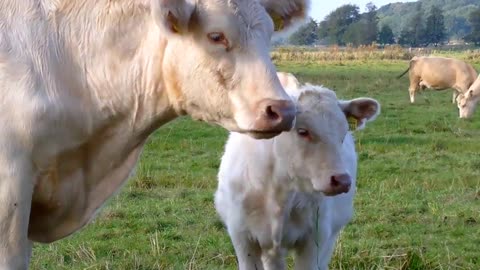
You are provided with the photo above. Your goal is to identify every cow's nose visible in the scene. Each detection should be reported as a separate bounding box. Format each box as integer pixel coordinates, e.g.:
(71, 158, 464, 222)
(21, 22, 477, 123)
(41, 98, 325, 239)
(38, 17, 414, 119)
(330, 174, 352, 194)
(254, 99, 295, 134)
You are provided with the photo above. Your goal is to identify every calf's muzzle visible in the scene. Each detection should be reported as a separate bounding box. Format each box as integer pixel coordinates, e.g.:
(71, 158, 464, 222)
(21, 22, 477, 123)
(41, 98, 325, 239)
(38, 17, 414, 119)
(324, 173, 352, 196)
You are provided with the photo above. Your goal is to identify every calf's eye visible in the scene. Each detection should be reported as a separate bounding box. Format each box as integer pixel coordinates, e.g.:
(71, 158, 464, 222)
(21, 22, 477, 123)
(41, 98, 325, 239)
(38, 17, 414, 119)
(207, 32, 228, 47)
(297, 128, 311, 140)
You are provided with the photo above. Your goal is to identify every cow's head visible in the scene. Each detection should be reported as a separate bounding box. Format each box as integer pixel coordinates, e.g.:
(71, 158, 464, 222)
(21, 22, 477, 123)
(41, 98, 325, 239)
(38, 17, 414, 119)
(152, 0, 309, 139)
(457, 88, 479, 119)
(274, 85, 380, 196)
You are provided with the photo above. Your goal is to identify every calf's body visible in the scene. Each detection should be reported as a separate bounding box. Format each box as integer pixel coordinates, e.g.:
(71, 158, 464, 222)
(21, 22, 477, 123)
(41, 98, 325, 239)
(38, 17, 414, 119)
(215, 83, 380, 270)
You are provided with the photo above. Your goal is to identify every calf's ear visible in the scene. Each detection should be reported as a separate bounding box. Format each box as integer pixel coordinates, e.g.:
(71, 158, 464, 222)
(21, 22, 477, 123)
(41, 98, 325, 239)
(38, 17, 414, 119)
(259, 0, 310, 32)
(151, 0, 196, 35)
(467, 89, 474, 98)
(339, 98, 381, 131)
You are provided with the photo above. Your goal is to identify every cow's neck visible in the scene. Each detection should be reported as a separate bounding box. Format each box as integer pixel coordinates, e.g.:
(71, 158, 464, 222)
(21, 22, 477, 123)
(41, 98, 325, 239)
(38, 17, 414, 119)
(55, 0, 178, 138)
(29, 1, 181, 242)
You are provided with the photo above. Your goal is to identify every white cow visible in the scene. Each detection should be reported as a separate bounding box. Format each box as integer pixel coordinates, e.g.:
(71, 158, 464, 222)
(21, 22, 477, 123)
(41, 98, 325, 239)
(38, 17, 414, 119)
(215, 83, 380, 270)
(457, 75, 480, 118)
(0, 0, 310, 268)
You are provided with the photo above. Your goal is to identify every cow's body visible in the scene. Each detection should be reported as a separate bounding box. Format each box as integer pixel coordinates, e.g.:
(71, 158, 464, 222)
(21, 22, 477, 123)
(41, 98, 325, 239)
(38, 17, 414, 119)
(0, 0, 310, 268)
(398, 56, 477, 103)
(215, 81, 380, 270)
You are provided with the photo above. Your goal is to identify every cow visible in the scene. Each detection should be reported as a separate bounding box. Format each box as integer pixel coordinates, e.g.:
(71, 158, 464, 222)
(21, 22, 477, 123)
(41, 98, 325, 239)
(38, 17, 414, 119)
(0, 0, 311, 268)
(214, 81, 380, 270)
(456, 75, 480, 119)
(397, 56, 478, 104)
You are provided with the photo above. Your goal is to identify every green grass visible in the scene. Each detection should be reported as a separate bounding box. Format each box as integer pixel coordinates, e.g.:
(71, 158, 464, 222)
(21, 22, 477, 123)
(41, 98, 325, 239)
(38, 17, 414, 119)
(31, 60, 480, 269)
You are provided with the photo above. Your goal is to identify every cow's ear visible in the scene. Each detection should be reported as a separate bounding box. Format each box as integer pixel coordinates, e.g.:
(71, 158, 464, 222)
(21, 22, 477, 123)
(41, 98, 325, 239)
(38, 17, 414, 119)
(151, 0, 196, 35)
(339, 98, 381, 131)
(259, 0, 310, 32)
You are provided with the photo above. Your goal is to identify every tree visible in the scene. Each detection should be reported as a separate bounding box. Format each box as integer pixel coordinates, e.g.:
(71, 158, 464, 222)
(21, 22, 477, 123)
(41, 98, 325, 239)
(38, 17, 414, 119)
(425, 5, 447, 46)
(343, 21, 367, 46)
(465, 7, 480, 45)
(398, 28, 413, 46)
(398, 3, 426, 47)
(318, 4, 360, 45)
(448, 17, 471, 40)
(288, 18, 318, 45)
(378, 24, 395, 45)
(363, 3, 379, 44)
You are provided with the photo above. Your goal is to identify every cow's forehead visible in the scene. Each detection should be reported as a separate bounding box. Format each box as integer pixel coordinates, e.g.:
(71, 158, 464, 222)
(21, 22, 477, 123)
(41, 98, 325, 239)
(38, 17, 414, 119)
(200, 0, 270, 30)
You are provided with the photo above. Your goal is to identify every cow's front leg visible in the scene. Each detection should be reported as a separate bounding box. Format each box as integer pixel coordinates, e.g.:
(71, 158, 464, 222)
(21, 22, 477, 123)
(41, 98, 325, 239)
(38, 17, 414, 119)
(0, 148, 34, 270)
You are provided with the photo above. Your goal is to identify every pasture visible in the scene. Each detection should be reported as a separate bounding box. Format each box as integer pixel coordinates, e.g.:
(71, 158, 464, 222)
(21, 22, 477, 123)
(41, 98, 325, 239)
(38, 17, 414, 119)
(31, 57, 480, 269)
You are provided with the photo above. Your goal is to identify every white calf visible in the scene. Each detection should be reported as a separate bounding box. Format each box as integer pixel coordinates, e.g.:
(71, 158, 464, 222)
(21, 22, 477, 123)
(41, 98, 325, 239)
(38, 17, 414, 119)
(215, 84, 380, 270)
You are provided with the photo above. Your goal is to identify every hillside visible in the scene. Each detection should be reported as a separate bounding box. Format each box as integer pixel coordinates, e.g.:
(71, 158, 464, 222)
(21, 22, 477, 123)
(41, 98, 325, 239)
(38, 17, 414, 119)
(378, 0, 480, 39)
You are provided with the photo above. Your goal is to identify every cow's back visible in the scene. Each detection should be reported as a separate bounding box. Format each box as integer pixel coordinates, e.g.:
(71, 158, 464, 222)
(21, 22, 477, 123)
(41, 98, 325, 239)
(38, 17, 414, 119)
(413, 57, 477, 90)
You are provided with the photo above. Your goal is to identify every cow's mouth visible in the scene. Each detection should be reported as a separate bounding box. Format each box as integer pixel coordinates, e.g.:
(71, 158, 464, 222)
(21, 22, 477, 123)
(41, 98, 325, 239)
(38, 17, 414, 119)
(246, 130, 283, 139)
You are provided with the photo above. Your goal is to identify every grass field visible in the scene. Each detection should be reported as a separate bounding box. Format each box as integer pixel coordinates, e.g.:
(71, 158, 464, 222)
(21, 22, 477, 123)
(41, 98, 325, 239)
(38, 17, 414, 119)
(31, 59, 480, 269)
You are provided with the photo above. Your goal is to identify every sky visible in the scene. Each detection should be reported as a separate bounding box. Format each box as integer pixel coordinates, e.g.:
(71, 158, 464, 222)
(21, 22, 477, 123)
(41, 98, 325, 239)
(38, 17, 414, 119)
(311, 0, 417, 22)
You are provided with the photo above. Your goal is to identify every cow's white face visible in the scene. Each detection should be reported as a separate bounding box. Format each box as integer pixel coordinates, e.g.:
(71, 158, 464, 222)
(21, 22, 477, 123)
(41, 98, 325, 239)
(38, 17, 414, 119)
(274, 86, 380, 196)
(153, 0, 309, 139)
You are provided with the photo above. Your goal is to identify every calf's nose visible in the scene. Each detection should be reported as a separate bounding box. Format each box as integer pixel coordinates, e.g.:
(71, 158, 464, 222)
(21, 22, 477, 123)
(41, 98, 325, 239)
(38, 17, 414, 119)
(254, 99, 295, 133)
(330, 174, 352, 194)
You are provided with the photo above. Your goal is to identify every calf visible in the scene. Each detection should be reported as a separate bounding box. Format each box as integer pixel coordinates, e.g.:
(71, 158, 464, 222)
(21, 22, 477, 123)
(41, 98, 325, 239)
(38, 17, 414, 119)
(277, 71, 301, 92)
(398, 56, 477, 104)
(457, 75, 480, 118)
(214, 83, 380, 270)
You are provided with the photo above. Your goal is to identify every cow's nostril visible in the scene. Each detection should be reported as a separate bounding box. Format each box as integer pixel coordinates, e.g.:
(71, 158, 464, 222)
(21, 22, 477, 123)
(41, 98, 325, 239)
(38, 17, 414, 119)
(330, 176, 339, 187)
(265, 105, 280, 121)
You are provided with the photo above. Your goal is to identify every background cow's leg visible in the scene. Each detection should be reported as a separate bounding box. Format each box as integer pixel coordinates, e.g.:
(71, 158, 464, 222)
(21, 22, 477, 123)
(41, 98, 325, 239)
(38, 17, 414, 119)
(409, 86, 418, 104)
(408, 75, 421, 104)
(228, 229, 263, 270)
(0, 148, 33, 270)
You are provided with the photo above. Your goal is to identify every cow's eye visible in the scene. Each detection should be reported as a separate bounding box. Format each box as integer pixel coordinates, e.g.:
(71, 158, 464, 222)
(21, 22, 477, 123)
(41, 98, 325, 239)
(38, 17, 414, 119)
(297, 128, 311, 139)
(207, 32, 228, 47)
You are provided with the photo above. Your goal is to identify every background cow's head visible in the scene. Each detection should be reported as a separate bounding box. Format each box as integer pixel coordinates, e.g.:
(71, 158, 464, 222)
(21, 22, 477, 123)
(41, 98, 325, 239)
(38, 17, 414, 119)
(457, 82, 480, 119)
(274, 85, 380, 196)
(151, 0, 309, 139)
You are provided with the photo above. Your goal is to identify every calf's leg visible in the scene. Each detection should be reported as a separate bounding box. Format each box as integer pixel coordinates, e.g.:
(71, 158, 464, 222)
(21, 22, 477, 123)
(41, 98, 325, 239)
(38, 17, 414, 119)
(261, 248, 286, 270)
(294, 226, 339, 270)
(0, 146, 34, 270)
(228, 229, 263, 270)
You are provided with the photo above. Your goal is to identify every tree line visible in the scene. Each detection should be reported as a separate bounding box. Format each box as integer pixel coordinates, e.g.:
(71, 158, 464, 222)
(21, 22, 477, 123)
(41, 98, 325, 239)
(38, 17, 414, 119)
(287, 2, 480, 47)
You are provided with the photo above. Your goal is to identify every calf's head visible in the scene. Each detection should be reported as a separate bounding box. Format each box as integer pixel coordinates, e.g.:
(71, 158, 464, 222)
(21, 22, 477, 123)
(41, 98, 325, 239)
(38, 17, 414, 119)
(274, 86, 380, 196)
(152, 0, 309, 138)
(457, 88, 480, 119)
